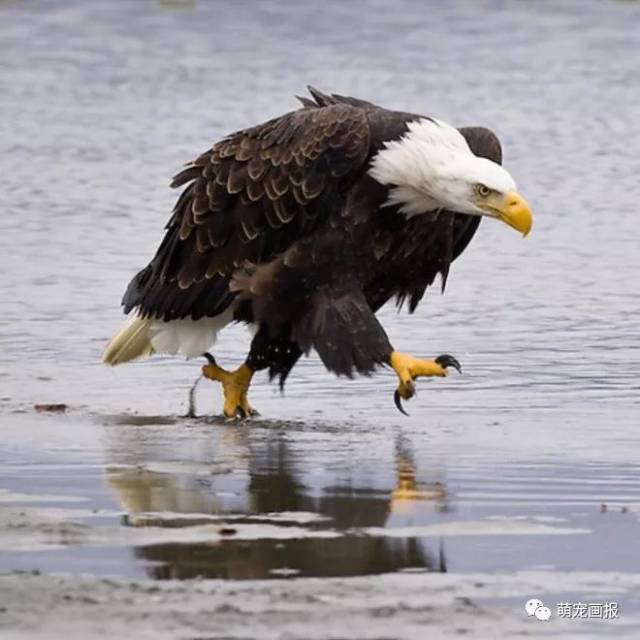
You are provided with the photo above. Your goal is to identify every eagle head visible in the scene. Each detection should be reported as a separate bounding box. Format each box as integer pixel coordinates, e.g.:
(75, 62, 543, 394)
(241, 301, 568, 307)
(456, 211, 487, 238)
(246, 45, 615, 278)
(369, 118, 533, 236)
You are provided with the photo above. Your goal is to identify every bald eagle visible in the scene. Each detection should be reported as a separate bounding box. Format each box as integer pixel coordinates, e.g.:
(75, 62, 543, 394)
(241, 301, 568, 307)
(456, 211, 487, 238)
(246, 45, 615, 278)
(103, 87, 532, 417)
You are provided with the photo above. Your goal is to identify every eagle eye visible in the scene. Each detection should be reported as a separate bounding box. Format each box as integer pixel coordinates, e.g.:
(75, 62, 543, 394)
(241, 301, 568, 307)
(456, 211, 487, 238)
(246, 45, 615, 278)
(475, 183, 491, 197)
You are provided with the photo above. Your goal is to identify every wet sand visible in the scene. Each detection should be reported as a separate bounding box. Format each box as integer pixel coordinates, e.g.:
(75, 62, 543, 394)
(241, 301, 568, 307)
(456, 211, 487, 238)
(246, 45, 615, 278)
(2, 570, 640, 639)
(2, 0, 640, 637)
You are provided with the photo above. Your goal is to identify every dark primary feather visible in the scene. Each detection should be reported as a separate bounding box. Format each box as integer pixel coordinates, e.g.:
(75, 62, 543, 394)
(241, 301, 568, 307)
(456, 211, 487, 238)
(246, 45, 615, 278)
(122, 87, 503, 381)
(293, 281, 392, 377)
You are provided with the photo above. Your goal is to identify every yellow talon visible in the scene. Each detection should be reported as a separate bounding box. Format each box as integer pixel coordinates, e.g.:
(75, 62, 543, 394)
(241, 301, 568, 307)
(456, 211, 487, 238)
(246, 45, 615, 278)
(389, 351, 461, 415)
(390, 352, 447, 388)
(202, 362, 255, 418)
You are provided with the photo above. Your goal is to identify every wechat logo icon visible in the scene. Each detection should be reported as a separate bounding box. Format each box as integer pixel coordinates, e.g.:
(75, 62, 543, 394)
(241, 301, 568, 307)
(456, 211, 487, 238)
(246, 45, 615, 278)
(525, 598, 552, 621)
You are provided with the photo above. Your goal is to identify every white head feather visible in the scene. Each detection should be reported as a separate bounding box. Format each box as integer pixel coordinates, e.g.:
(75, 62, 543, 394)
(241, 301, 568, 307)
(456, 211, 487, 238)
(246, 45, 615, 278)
(369, 118, 516, 217)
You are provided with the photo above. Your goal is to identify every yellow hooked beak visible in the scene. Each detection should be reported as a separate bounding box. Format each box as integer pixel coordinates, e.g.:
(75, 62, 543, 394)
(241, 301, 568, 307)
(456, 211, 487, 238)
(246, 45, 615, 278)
(491, 191, 533, 237)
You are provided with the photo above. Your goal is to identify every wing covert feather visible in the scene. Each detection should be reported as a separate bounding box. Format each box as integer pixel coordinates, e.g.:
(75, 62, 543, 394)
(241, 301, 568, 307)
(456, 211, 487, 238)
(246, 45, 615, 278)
(128, 104, 371, 319)
(167, 104, 370, 287)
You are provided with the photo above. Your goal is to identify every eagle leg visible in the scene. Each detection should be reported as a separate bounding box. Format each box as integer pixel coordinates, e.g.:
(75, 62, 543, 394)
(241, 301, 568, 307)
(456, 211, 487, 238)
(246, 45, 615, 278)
(201, 356, 256, 418)
(389, 352, 462, 415)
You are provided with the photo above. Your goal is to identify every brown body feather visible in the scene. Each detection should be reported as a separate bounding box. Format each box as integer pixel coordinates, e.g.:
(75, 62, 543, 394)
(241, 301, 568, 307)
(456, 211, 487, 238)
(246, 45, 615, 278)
(122, 88, 502, 381)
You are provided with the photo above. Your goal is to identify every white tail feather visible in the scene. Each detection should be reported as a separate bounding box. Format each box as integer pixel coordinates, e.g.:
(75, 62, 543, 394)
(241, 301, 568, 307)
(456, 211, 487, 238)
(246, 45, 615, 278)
(103, 306, 236, 365)
(103, 315, 154, 366)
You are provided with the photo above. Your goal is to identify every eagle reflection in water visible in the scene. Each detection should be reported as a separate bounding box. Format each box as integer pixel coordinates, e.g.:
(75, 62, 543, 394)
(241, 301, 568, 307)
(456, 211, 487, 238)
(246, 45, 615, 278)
(104, 428, 449, 580)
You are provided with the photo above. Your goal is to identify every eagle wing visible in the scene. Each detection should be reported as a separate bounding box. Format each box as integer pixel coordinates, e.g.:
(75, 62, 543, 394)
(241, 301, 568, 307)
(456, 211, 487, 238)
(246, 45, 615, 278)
(123, 103, 371, 320)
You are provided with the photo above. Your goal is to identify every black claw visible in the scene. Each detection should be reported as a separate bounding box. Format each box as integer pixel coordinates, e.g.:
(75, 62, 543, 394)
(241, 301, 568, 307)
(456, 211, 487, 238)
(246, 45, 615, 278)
(394, 390, 409, 416)
(236, 406, 247, 420)
(435, 354, 462, 374)
(202, 352, 216, 365)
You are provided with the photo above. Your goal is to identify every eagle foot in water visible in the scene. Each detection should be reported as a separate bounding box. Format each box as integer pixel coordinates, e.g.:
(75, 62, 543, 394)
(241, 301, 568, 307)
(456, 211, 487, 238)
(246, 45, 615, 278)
(390, 352, 462, 416)
(200, 354, 256, 418)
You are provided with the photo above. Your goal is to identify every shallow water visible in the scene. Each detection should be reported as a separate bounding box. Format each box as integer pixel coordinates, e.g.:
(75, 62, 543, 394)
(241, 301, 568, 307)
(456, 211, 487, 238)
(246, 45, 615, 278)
(1, 0, 640, 625)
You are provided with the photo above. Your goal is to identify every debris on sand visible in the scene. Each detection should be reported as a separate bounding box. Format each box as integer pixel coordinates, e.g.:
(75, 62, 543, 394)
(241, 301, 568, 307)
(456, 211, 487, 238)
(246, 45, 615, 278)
(33, 403, 68, 414)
